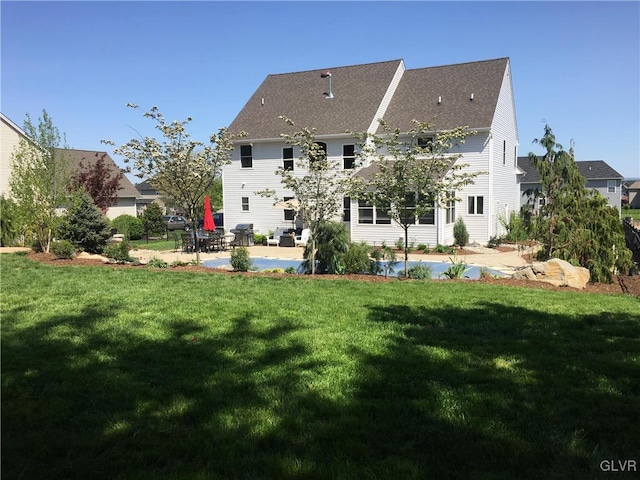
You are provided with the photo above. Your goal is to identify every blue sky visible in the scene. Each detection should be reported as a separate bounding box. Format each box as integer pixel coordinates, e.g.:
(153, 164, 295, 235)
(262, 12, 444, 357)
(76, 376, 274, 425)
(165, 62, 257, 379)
(2, 1, 639, 179)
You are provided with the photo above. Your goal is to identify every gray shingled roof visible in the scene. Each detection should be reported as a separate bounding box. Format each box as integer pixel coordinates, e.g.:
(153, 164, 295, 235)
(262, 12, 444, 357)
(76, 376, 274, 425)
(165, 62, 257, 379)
(518, 156, 623, 183)
(379, 58, 509, 133)
(56, 148, 139, 198)
(228, 57, 509, 139)
(228, 60, 403, 138)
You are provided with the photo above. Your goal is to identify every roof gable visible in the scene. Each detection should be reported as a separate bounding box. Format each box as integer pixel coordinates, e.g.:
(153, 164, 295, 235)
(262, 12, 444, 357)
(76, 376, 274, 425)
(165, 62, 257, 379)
(228, 60, 403, 139)
(56, 148, 139, 198)
(518, 156, 623, 183)
(379, 58, 509, 133)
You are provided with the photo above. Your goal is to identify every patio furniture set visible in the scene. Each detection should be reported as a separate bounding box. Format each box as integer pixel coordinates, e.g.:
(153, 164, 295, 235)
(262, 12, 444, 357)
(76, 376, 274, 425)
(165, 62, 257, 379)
(267, 228, 310, 248)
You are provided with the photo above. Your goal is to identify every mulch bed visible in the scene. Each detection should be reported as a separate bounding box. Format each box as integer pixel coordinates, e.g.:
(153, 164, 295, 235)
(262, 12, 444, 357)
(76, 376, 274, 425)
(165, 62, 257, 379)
(25, 252, 640, 297)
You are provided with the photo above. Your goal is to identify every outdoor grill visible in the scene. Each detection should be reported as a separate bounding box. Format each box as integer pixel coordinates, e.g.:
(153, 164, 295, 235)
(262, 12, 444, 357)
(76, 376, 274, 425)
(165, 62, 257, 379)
(230, 223, 254, 247)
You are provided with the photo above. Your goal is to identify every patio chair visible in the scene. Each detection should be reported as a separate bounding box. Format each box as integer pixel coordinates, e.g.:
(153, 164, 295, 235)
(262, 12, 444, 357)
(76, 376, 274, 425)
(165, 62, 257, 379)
(267, 227, 284, 247)
(181, 232, 195, 253)
(294, 228, 310, 247)
(172, 231, 181, 252)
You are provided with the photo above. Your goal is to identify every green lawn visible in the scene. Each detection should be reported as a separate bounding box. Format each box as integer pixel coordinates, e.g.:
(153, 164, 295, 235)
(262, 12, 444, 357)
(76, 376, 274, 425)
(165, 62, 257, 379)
(624, 208, 640, 221)
(2, 253, 639, 480)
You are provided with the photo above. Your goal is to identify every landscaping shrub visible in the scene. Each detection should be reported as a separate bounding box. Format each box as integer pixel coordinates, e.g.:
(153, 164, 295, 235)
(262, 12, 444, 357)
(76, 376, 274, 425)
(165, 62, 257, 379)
(104, 240, 133, 263)
(141, 203, 166, 237)
(302, 221, 350, 274)
(284, 266, 297, 274)
(262, 267, 285, 274)
(441, 255, 469, 279)
(253, 233, 266, 245)
(50, 240, 75, 259)
(0, 195, 21, 247)
(417, 243, 429, 253)
(488, 235, 504, 249)
(397, 262, 433, 280)
(453, 217, 469, 248)
(110, 214, 144, 240)
(147, 257, 168, 268)
(342, 242, 373, 274)
(433, 244, 455, 254)
(57, 191, 111, 253)
(230, 246, 252, 272)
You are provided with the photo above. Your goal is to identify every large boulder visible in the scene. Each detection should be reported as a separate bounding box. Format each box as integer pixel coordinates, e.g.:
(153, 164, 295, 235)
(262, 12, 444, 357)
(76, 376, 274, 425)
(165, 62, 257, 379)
(513, 258, 590, 289)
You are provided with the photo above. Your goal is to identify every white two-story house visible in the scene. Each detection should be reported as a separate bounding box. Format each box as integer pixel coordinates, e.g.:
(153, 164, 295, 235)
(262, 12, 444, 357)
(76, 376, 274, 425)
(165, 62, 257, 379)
(223, 57, 520, 246)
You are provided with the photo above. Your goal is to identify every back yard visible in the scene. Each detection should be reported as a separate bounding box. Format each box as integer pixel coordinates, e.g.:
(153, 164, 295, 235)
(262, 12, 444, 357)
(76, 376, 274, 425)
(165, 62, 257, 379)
(1, 253, 639, 479)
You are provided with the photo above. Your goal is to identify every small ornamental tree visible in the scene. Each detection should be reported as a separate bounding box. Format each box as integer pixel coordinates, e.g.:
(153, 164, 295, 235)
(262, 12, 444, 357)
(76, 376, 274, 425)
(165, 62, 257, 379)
(257, 117, 361, 274)
(58, 191, 111, 254)
(525, 124, 632, 282)
(352, 119, 480, 278)
(9, 110, 72, 252)
(103, 104, 243, 263)
(72, 152, 123, 214)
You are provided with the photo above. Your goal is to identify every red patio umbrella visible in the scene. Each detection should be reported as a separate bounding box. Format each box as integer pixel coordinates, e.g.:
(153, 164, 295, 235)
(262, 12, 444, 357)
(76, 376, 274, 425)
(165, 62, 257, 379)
(203, 195, 216, 231)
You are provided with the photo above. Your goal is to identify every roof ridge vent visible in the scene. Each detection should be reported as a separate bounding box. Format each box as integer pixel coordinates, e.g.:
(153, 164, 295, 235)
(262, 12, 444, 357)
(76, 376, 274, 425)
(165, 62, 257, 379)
(321, 70, 334, 99)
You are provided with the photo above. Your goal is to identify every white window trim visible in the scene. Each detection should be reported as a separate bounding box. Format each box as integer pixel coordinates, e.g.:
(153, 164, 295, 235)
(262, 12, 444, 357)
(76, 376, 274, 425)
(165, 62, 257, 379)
(607, 180, 616, 193)
(467, 195, 485, 215)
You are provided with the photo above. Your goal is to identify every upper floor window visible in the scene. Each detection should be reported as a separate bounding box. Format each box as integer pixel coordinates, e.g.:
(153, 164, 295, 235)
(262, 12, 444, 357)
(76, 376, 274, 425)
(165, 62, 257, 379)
(503, 140, 506, 165)
(417, 137, 434, 154)
(283, 147, 294, 171)
(241, 196, 249, 212)
(607, 180, 616, 193)
(310, 142, 327, 168)
(240, 145, 253, 168)
(343, 144, 355, 169)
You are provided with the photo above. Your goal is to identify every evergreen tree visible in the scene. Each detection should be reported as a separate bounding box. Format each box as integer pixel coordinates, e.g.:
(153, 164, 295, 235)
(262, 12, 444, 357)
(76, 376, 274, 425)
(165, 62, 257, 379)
(141, 202, 165, 236)
(58, 191, 111, 254)
(525, 125, 632, 282)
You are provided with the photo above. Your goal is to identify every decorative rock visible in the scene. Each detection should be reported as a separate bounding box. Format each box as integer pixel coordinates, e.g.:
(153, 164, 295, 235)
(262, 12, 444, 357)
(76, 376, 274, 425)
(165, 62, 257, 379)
(513, 258, 590, 289)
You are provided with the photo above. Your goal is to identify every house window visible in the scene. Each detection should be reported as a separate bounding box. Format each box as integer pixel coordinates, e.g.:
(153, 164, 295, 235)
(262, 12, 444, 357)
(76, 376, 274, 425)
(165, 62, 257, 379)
(283, 147, 294, 171)
(357, 199, 374, 224)
(503, 140, 506, 165)
(376, 203, 392, 225)
(240, 145, 253, 168)
(417, 137, 434, 153)
(400, 192, 416, 225)
(468, 196, 484, 215)
(241, 197, 249, 212)
(417, 193, 435, 225)
(445, 192, 456, 224)
(283, 196, 295, 221)
(607, 180, 616, 193)
(343, 144, 355, 169)
(514, 146, 517, 168)
(343, 197, 351, 222)
(310, 142, 327, 168)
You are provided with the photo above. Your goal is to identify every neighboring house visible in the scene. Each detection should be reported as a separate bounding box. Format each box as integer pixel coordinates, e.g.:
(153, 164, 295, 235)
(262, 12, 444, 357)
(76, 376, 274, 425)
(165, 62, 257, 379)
(1, 113, 138, 218)
(518, 157, 624, 212)
(57, 148, 139, 219)
(0, 113, 29, 198)
(224, 57, 520, 246)
(623, 180, 640, 208)
(135, 180, 166, 215)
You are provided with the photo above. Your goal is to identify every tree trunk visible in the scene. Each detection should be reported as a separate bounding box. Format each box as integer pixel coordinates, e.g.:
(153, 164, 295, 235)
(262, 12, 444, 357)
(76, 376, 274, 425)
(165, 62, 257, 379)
(404, 226, 409, 278)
